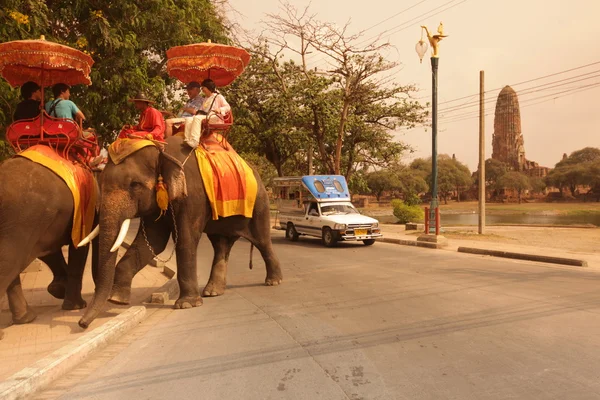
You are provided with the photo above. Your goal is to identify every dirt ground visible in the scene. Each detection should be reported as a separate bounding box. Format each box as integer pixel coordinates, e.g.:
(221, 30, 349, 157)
(384, 224, 600, 254)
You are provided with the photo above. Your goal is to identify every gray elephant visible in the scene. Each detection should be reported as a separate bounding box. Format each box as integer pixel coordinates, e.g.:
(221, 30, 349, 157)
(0, 156, 98, 340)
(78, 136, 282, 328)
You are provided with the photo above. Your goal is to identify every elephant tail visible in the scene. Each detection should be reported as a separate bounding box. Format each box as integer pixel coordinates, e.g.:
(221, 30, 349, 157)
(249, 243, 254, 270)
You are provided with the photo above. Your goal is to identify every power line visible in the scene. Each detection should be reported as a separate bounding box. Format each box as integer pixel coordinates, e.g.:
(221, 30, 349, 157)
(439, 69, 600, 114)
(361, 0, 429, 34)
(438, 82, 600, 124)
(438, 60, 600, 106)
(439, 83, 600, 122)
(437, 81, 600, 122)
(310, 0, 467, 70)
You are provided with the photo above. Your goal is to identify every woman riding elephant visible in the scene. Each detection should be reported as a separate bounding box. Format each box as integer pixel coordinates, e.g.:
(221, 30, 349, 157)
(0, 156, 98, 340)
(78, 135, 282, 328)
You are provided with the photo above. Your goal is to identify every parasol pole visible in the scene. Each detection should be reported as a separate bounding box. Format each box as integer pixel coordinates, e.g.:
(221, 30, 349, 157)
(39, 35, 46, 138)
(40, 62, 45, 138)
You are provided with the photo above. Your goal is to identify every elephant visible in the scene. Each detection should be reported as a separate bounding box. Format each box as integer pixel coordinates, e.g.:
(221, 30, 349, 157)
(78, 135, 282, 329)
(0, 156, 98, 340)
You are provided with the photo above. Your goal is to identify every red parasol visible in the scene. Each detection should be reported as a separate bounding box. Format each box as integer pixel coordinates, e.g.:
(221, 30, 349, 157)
(0, 35, 94, 88)
(166, 41, 251, 87)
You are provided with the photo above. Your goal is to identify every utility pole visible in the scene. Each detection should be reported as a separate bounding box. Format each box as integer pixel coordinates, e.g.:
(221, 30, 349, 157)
(307, 143, 313, 175)
(478, 70, 486, 234)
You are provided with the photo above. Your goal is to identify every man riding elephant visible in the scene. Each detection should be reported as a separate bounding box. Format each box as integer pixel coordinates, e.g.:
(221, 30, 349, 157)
(118, 93, 165, 141)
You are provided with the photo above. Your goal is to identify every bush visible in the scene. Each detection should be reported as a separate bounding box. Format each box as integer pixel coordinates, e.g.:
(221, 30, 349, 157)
(403, 192, 421, 206)
(392, 201, 424, 224)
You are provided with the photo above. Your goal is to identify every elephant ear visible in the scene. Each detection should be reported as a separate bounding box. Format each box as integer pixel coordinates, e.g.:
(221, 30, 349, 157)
(160, 152, 188, 201)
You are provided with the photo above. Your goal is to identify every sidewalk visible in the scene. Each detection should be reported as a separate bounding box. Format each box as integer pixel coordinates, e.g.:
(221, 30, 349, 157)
(379, 224, 600, 268)
(0, 220, 173, 381)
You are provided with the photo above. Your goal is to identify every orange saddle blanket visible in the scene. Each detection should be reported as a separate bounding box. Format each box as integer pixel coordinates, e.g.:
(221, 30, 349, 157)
(196, 134, 257, 220)
(17, 145, 97, 247)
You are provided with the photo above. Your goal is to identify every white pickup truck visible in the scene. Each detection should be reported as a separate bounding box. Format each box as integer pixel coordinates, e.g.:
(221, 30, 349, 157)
(274, 175, 382, 247)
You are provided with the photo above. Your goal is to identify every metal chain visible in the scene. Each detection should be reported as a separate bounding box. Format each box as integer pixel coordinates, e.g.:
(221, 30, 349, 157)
(141, 145, 194, 263)
(140, 202, 179, 263)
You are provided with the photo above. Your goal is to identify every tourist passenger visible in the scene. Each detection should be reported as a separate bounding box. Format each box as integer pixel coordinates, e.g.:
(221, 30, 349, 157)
(198, 78, 231, 120)
(45, 83, 86, 123)
(181, 78, 231, 148)
(14, 81, 42, 121)
(118, 93, 165, 141)
(164, 81, 205, 137)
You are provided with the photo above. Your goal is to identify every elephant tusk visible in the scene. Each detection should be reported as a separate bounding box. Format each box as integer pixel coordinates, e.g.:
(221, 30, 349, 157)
(77, 225, 100, 248)
(110, 219, 131, 253)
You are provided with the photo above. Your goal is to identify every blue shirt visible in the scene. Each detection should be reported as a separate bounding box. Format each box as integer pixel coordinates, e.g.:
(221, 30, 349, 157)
(45, 99, 80, 120)
(180, 95, 204, 117)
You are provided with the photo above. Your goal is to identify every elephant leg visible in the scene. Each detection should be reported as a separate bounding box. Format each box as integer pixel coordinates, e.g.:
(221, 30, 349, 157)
(61, 244, 89, 310)
(203, 234, 239, 297)
(173, 219, 203, 310)
(250, 239, 283, 286)
(247, 203, 283, 286)
(109, 215, 171, 305)
(7, 276, 37, 324)
(40, 251, 68, 300)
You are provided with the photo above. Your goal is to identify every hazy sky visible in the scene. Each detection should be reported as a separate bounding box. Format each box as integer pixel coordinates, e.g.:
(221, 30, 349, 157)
(227, 0, 600, 171)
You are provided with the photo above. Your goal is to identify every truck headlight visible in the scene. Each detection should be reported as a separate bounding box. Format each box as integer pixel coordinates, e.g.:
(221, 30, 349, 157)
(372, 223, 379, 228)
(334, 223, 346, 230)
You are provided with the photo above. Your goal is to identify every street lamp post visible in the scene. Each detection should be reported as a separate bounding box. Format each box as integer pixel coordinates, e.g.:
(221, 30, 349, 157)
(416, 23, 447, 235)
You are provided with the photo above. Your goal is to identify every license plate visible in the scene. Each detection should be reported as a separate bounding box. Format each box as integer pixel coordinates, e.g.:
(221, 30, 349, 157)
(355, 229, 368, 236)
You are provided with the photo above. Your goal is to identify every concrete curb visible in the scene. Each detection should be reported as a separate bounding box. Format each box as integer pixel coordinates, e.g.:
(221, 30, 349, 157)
(274, 226, 590, 267)
(0, 306, 146, 400)
(457, 247, 588, 267)
(380, 237, 444, 249)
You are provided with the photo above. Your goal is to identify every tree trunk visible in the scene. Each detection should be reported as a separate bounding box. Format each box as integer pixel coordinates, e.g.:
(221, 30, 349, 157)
(334, 96, 351, 175)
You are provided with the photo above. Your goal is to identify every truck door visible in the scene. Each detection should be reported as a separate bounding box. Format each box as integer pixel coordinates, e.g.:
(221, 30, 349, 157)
(299, 201, 321, 237)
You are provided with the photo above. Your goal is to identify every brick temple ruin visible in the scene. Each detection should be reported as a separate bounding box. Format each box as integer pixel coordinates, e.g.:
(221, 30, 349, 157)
(491, 85, 550, 178)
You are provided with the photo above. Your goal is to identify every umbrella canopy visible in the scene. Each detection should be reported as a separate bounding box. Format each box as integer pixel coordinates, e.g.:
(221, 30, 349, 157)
(0, 36, 94, 88)
(166, 41, 251, 87)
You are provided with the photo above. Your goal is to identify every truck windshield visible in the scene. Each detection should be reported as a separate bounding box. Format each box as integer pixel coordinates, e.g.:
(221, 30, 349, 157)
(320, 204, 359, 215)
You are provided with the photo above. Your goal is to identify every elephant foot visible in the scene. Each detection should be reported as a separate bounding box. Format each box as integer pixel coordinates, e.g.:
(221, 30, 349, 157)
(47, 280, 67, 300)
(62, 298, 87, 310)
(108, 285, 131, 305)
(174, 295, 203, 309)
(202, 280, 226, 297)
(13, 307, 37, 325)
(265, 273, 283, 286)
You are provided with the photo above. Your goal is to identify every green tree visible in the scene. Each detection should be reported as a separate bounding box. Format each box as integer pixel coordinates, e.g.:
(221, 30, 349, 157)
(411, 155, 472, 204)
(546, 147, 600, 196)
(226, 49, 309, 176)
(366, 170, 402, 201)
(0, 0, 229, 147)
(498, 171, 531, 203)
(529, 177, 547, 195)
(396, 168, 428, 204)
(245, 2, 426, 181)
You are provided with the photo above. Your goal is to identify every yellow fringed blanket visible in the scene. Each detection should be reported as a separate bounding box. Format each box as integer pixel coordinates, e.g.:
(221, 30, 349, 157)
(17, 145, 97, 247)
(195, 134, 257, 220)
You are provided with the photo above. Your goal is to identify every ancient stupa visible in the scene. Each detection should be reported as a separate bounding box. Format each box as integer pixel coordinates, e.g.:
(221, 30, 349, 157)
(491, 85, 549, 177)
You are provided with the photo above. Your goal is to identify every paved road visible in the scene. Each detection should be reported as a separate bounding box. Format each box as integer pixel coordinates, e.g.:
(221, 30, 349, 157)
(43, 232, 600, 400)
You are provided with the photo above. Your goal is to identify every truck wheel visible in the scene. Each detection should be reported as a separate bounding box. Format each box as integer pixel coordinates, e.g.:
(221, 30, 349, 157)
(322, 227, 338, 247)
(286, 223, 299, 241)
(362, 239, 376, 246)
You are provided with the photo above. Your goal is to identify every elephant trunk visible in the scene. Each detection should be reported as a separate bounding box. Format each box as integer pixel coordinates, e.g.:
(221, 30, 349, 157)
(79, 216, 129, 329)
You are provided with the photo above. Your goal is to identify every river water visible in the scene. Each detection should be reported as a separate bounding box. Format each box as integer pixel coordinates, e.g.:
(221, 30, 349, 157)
(373, 213, 600, 227)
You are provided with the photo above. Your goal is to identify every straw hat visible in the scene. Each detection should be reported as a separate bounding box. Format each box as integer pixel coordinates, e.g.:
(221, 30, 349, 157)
(128, 92, 155, 103)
